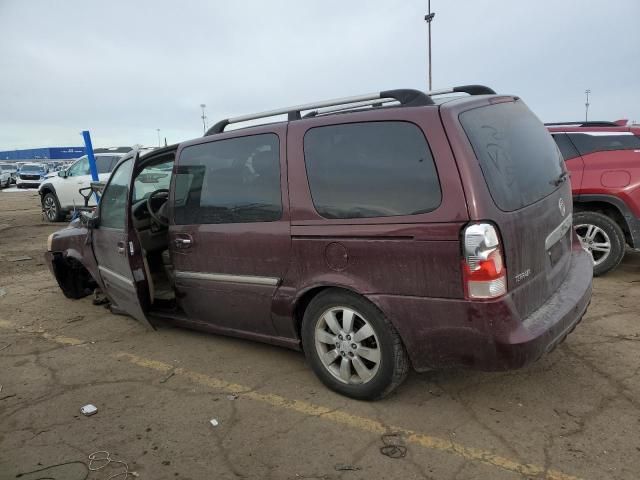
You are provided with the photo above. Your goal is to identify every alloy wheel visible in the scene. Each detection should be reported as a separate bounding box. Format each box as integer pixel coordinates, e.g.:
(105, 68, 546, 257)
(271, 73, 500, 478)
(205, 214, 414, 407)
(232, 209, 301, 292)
(43, 196, 58, 221)
(574, 223, 611, 266)
(314, 307, 381, 385)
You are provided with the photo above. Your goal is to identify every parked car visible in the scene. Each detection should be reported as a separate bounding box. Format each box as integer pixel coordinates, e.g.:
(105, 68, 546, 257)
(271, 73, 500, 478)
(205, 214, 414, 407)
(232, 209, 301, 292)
(0, 169, 11, 188)
(548, 120, 640, 275)
(0, 163, 17, 184)
(45, 85, 592, 400)
(38, 153, 125, 222)
(16, 163, 48, 189)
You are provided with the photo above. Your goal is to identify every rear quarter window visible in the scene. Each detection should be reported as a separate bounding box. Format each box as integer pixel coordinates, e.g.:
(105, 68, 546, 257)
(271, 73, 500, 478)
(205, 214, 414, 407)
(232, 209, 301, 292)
(460, 101, 565, 212)
(552, 133, 580, 161)
(303, 121, 441, 219)
(567, 132, 640, 156)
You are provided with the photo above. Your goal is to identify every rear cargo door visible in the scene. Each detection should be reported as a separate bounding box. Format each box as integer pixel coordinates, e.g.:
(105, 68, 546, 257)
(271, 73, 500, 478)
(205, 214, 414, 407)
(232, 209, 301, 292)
(458, 100, 574, 319)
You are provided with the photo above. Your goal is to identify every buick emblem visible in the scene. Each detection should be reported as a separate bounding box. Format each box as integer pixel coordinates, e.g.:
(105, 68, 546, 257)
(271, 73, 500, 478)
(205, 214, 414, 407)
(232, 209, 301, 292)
(559, 198, 566, 217)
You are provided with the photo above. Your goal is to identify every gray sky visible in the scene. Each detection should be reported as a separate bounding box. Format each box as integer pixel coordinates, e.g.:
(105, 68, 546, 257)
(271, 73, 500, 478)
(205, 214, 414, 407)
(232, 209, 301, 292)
(1, 0, 638, 150)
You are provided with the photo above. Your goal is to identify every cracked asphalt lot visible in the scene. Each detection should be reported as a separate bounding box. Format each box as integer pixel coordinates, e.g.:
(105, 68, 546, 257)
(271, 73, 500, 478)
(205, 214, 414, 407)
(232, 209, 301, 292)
(1, 191, 639, 480)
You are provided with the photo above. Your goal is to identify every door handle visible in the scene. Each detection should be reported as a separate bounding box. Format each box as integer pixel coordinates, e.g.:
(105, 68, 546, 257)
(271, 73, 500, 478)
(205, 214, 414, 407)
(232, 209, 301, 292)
(117, 241, 126, 255)
(174, 235, 193, 249)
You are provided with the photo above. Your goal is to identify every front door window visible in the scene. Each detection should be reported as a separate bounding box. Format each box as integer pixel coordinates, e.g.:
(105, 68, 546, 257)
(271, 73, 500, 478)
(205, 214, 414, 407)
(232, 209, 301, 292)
(99, 159, 133, 229)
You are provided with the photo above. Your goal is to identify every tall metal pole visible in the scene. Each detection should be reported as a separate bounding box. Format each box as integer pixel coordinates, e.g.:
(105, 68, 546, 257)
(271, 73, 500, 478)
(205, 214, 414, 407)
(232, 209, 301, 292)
(200, 104, 207, 134)
(585, 89, 591, 122)
(156, 128, 161, 147)
(424, 1, 435, 90)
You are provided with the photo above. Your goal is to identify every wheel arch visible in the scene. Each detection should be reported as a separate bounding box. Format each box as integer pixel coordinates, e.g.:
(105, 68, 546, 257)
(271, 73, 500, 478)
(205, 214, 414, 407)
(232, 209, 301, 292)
(574, 194, 640, 248)
(292, 284, 394, 348)
(50, 250, 98, 299)
(39, 182, 57, 199)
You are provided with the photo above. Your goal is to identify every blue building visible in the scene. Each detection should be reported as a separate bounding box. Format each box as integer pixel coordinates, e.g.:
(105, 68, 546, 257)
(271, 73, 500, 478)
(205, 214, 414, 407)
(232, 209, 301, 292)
(0, 147, 86, 162)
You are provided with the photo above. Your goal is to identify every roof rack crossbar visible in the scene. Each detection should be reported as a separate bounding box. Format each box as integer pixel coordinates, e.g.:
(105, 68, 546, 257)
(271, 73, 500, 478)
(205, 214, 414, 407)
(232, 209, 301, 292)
(206, 89, 433, 135)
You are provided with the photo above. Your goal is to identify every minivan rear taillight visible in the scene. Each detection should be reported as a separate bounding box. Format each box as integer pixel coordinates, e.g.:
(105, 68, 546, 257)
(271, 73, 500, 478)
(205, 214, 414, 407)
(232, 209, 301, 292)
(462, 223, 507, 299)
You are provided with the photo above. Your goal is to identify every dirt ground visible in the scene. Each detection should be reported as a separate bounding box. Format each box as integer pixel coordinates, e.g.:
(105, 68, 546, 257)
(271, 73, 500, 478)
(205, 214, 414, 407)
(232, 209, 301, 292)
(0, 190, 638, 480)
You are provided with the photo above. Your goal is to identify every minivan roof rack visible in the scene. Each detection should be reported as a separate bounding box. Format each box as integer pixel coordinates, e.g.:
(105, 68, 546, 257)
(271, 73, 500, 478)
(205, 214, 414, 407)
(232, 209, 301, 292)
(206, 84, 496, 135)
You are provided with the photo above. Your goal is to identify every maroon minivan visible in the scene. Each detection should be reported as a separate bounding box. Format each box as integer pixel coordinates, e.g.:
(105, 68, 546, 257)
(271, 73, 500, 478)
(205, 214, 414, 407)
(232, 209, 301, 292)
(46, 85, 593, 399)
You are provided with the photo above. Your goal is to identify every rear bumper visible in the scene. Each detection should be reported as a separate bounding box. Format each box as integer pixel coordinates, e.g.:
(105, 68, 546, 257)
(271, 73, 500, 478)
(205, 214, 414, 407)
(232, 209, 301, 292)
(368, 244, 593, 372)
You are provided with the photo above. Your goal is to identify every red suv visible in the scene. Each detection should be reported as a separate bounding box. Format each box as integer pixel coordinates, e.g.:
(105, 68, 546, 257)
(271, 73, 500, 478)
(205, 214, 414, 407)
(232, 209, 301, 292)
(548, 121, 640, 275)
(45, 85, 592, 400)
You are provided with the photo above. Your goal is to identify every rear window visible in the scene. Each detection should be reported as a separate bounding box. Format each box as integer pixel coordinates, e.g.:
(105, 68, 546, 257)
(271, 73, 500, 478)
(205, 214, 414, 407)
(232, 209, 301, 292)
(303, 122, 441, 219)
(567, 132, 640, 156)
(460, 101, 564, 212)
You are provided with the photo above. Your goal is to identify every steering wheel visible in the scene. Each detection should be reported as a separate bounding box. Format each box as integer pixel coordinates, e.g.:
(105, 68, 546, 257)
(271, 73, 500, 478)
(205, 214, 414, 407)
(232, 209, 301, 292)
(146, 189, 170, 227)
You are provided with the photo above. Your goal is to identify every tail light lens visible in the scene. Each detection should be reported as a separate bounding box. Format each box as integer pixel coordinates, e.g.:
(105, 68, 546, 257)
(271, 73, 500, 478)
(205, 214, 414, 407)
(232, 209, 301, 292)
(462, 223, 507, 299)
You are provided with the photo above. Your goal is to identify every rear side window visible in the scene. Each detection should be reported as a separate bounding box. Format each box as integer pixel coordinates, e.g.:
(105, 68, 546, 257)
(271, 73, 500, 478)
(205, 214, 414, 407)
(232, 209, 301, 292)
(96, 156, 118, 174)
(174, 134, 281, 225)
(567, 133, 640, 156)
(552, 133, 580, 161)
(460, 101, 564, 212)
(303, 122, 441, 219)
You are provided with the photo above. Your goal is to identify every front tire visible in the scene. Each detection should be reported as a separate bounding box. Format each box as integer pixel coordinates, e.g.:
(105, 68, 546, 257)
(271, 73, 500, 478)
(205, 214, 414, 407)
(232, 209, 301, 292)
(42, 192, 64, 222)
(573, 211, 625, 276)
(301, 289, 409, 400)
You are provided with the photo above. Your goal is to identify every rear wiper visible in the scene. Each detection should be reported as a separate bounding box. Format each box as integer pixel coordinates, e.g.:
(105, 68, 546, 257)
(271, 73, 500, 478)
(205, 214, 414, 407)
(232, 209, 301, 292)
(551, 171, 569, 186)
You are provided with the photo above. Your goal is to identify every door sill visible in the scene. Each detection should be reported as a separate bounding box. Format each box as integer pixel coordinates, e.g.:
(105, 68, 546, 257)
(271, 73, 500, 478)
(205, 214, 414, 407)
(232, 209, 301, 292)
(147, 312, 301, 351)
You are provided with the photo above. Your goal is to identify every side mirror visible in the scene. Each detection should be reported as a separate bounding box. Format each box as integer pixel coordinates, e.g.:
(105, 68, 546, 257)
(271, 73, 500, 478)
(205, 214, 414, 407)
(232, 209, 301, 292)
(58, 170, 67, 178)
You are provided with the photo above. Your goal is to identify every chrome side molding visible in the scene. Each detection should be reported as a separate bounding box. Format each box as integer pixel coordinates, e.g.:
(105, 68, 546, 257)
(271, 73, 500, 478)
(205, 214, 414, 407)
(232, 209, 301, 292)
(545, 215, 573, 251)
(175, 271, 279, 287)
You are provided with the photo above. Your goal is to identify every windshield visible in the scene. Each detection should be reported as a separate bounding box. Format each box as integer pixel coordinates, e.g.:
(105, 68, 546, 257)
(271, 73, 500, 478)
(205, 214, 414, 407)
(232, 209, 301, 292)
(0, 164, 15, 170)
(21, 165, 46, 173)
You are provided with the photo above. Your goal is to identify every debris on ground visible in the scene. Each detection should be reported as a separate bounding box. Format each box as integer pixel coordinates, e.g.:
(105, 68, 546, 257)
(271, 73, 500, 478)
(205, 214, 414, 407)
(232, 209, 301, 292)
(227, 394, 238, 401)
(0, 288, 6, 297)
(210, 418, 219, 427)
(92, 289, 109, 306)
(0, 342, 11, 352)
(335, 463, 361, 471)
(160, 371, 175, 384)
(380, 433, 407, 459)
(8, 255, 32, 262)
(80, 404, 98, 416)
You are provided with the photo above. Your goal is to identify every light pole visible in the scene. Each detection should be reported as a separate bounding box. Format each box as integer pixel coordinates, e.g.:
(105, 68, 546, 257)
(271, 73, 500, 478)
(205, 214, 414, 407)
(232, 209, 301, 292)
(156, 128, 161, 147)
(200, 104, 208, 134)
(424, 1, 435, 91)
(585, 89, 591, 122)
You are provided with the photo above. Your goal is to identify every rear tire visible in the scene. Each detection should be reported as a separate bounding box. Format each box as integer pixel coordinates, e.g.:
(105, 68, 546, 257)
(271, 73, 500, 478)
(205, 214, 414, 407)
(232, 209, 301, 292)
(573, 211, 625, 276)
(42, 192, 64, 222)
(301, 289, 409, 400)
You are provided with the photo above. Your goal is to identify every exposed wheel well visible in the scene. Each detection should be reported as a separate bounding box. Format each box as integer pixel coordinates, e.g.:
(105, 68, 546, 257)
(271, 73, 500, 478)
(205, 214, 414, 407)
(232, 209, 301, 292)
(40, 186, 54, 198)
(51, 253, 97, 299)
(574, 201, 631, 246)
